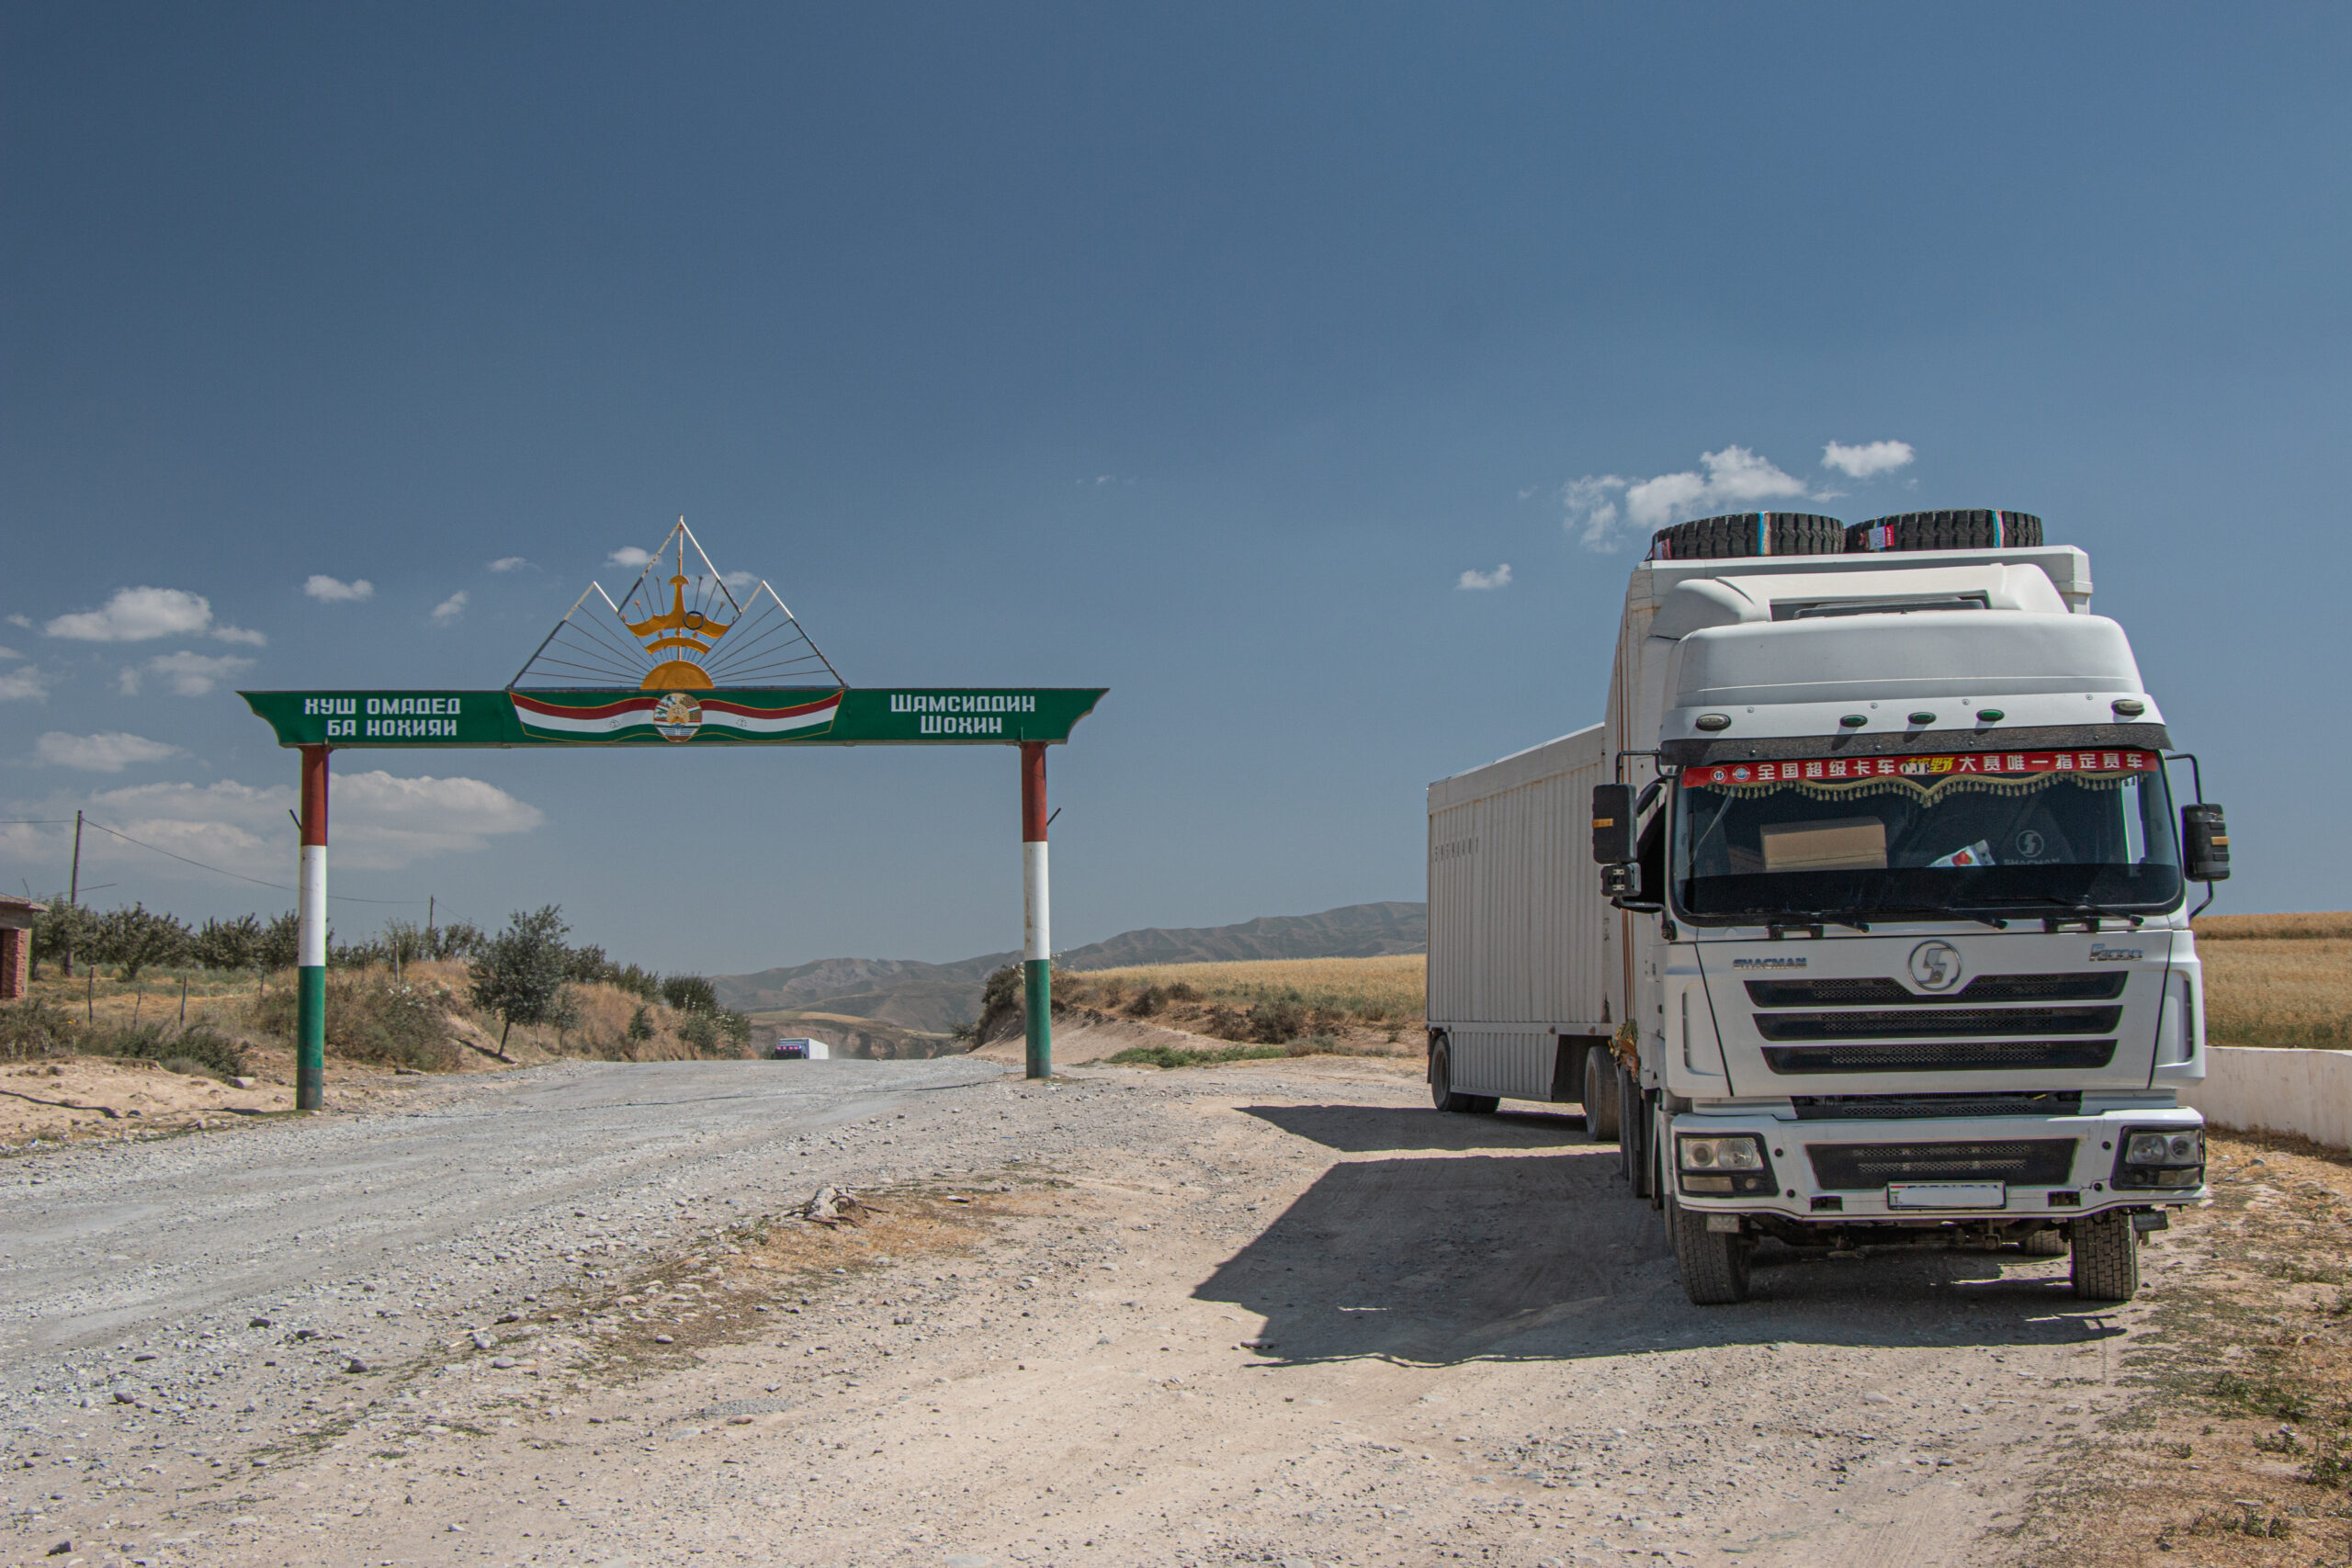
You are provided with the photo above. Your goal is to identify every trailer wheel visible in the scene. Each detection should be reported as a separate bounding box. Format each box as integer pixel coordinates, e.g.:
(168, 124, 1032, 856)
(2021, 1227, 2069, 1257)
(1670, 1198, 1753, 1304)
(2068, 1213, 2140, 1302)
(1428, 1037, 1485, 1114)
(1582, 1049, 1620, 1142)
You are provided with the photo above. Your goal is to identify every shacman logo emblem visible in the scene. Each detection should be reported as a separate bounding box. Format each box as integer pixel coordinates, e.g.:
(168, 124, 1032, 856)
(1908, 941, 1963, 992)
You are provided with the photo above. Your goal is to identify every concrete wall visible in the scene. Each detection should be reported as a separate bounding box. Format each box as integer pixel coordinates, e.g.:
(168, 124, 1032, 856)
(2184, 1046, 2352, 1151)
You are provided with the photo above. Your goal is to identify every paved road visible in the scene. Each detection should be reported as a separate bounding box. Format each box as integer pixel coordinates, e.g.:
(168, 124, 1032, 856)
(0, 1057, 1000, 1360)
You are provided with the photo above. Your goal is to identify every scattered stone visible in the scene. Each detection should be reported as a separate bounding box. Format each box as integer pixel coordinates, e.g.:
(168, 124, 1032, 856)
(345, 1356, 368, 1373)
(654, 1334, 675, 1345)
(491, 1357, 517, 1370)
(249, 1316, 273, 1329)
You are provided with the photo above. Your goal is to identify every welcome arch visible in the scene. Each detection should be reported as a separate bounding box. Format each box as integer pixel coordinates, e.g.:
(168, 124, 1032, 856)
(242, 522, 1102, 1106)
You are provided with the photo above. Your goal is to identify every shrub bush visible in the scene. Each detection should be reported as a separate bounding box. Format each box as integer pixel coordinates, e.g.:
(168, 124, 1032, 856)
(254, 975, 460, 1071)
(88, 1021, 248, 1080)
(0, 999, 79, 1059)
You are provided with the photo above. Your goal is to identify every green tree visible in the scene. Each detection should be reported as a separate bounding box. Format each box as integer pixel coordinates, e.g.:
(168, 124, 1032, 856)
(468, 906, 574, 1055)
(255, 910, 301, 972)
(90, 904, 192, 981)
(28, 896, 91, 982)
(190, 913, 264, 971)
(661, 974, 718, 1014)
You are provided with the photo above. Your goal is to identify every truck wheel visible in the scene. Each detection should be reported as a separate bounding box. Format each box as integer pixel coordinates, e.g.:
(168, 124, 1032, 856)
(1583, 1049, 1620, 1142)
(2021, 1227, 2069, 1257)
(1648, 511, 1845, 560)
(2068, 1213, 2140, 1302)
(1670, 1199, 1753, 1304)
(1429, 1038, 1481, 1114)
(1845, 508, 2042, 553)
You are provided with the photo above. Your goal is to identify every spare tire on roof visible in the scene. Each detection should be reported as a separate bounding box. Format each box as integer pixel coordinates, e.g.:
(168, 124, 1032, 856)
(1845, 509, 2043, 552)
(1647, 512, 1845, 561)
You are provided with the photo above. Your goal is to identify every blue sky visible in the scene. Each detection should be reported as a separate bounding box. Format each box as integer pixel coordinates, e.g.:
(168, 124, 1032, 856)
(4, 5, 2346, 971)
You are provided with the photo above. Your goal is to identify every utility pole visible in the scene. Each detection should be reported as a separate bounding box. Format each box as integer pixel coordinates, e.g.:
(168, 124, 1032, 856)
(63, 810, 83, 978)
(426, 895, 435, 957)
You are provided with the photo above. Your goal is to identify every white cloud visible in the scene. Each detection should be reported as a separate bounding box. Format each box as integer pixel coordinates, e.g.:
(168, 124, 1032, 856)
(0, 772, 545, 877)
(720, 570, 757, 592)
(0, 665, 46, 702)
(116, 667, 141, 697)
(607, 547, 653, 569)
(304, 574, 375, 604)
(41, 585, 266, 646)
(431, 591, 469, 624)
(1456, 563, 1513, 591)
(33, 731, 185, 772)
(1563, 446, 1814, 551)
(0, 646, 19, 660)
(1821, 439, 1917, 479)
(487, 557, 529, 572)
(46, 586, 214, 642)
(6, 615, 29, 629)
(143, 651, 255, 696)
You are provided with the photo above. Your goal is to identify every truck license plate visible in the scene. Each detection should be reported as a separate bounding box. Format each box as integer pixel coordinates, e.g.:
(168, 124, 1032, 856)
(1887, 1182, 2006, 1210)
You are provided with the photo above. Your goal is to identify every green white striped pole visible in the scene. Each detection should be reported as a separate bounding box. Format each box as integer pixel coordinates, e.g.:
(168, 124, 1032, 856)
(1020, 741, 1050, 1079)
(296, 744, 329, 1111)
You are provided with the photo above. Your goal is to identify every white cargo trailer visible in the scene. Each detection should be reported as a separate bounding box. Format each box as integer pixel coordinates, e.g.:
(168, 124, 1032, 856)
(1427, 509, 2230, 1305)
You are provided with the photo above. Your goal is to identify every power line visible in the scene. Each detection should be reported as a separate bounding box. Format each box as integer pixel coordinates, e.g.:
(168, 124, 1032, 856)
(74, 818, 426, 907)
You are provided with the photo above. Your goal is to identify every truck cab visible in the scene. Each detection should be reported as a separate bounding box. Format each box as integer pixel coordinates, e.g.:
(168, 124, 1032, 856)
(1426, 513, 2228, 1305)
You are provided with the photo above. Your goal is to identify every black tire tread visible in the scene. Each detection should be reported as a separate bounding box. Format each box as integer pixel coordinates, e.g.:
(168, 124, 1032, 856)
(2068, 1213, 2140, 1301)
(1583, 1049, 1620, 1142)
(1648, 512, 1846, 561)
(2022, 1227, 2070, 1257)
(1671, 1200, 1753, 1304)
(1844, 509, 2043, 553)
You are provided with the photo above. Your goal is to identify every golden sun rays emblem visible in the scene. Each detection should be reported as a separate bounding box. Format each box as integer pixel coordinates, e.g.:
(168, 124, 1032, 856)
(651, 692, 703, 741)
(505, 518, 846, 698)
(625, 562, 732, 691)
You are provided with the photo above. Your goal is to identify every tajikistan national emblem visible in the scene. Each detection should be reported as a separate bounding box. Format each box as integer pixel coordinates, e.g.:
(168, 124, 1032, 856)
(651, 693, 703, 741)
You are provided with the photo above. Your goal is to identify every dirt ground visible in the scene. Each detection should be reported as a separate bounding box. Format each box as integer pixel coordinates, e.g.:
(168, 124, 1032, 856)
(2, 1052, 2191, 1568)
(2011, 1131, 2352, 1566)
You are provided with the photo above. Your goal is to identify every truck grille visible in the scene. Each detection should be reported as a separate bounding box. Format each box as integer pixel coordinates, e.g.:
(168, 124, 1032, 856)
(1754, 1005, 2123, 1041)
(1790, 1091, 2084, 1121)
(1744, 973, 2126, 1007)
(1806, 1138, 2079, 1190)
(1763, 1040, 2117, 1073)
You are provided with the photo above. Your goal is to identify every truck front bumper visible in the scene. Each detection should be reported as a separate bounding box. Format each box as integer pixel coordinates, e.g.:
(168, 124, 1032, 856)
(1667, 1105, 2208, 1224)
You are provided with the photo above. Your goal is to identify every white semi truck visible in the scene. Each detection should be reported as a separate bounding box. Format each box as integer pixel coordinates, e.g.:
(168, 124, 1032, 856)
(1426, 509, 2230, 1305)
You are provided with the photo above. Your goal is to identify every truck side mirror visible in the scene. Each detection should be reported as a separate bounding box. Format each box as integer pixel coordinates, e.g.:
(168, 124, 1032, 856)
(2181, 803, 2231, 881)
(1591, 784, 1634, 864)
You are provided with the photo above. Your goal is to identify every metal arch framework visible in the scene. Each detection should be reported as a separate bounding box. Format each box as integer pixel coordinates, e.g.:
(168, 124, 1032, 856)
(240, 522, 1100, 1106)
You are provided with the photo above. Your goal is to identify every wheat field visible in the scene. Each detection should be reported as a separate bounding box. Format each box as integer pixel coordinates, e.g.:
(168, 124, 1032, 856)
(2194, 915, 2352, 1050)
(1067, 913, 2351, 1051)
(1063, 954, 1424, 1022)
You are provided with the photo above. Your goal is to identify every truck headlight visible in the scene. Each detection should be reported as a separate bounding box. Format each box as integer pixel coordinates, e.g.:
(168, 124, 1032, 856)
(2114, 1126, 2204, 1190)
(1680, 1135, 1764, 1171)
(1677, 1134, 1776, 1197)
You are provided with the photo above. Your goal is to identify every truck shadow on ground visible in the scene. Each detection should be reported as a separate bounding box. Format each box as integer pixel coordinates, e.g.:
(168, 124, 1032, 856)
(1198, 1103, 2130, 1365)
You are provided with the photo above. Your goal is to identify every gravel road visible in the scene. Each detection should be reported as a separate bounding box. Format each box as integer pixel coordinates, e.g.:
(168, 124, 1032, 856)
(0, 1056, 2167, 1568)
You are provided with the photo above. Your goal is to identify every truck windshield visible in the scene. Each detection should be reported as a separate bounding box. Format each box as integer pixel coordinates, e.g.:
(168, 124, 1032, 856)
(1671, 747, 2183, 921)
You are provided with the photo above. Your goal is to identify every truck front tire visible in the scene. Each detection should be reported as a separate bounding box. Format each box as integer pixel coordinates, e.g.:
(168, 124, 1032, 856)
(2068, 1213, 2140, 1301)
(1582, 1049, 1620, 1142)
(1670, 1199, 1753, 1304)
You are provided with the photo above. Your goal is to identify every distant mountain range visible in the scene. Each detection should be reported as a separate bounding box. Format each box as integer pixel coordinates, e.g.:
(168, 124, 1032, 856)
(713, 900, 1426, 1036)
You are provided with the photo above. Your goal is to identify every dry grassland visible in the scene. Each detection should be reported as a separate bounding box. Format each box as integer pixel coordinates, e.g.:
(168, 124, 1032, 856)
(2196, 913, 2352, 1051)
(1063, 953, 1424, 1021)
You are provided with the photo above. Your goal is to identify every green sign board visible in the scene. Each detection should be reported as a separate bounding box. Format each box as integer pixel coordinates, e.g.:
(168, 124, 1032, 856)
(239, 687, 1106, 748)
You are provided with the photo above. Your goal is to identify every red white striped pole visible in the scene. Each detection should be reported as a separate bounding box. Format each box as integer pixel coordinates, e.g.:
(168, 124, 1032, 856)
(296, 745, 329, 1110)
(1020, 741, 1050, 1079)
